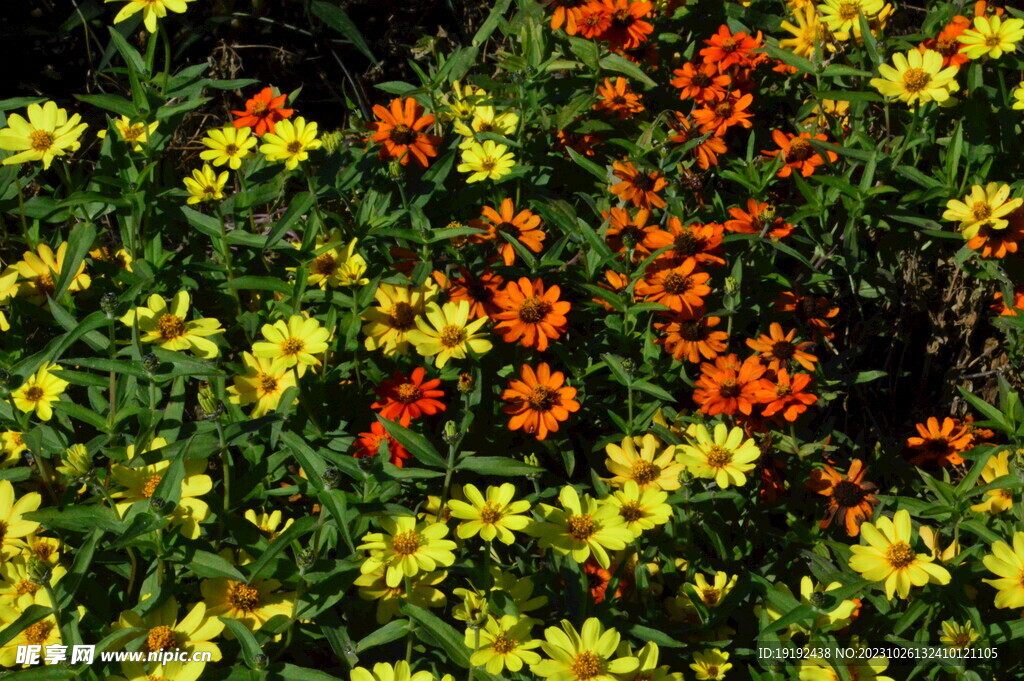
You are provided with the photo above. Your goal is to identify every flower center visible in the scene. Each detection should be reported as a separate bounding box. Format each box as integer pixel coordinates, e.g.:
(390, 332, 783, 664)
(390, 124, 417, 145)
(619, 502, 644, 523)
(902, 68, 931, 93)
(157, 314, 186, 340)
(518, 296, 552, 323)
(123, 125, 145, 142)
(692, 72, 712, 87)
(570, 651, 605, 680)
(439, 324, 467, 348)
(479, 502, 503, 524)
(388, 302, 417, 331)
(392, 529, 422, 555)
(662, 272, 693, 295)
(491, 632, 518, 655)
(678, 321, 705, 342)
(225, 143, 240, 156)
(705, 666, 720, 678)
(259, 373, 279, 394)
(985, 34, 1003, 47)
(611, 9, 634, 28)
(775, 382, 793, 397)
(480, 159, 497, 172)
(145, 626, 178, 653)
(771, 341, 796, 360)
(630, 459, 661, 485)
(29, 130, 55, 152)
(715, 102, 734, 118)
(701, 587, 721, 605)
(837, 1, 861, 20)
(395, 382, 422, 404)
(673, 231, 701, 257)
(786, 138, 814, 162)
(720, 37, 738, 51)
(312, 253, 338, 275)
(141, 474, 163, 499)
(226, 581, 262, 611)
(15, 580, 39, 596)
(718, 380, 740, 398)
(632, 173, 655, 191)
(566, 514, 597, 541)
(885, 541, 915, 568)
(24, 386, 44, 403)
(24, 620, 54, 645)
(527, 385, 557, 411)
(705, 445, 733, 469)
(286, 141, 303, 154)
(281, 337, 305, 356)
(251, 100, 270, 115)
(833, 480, 866, 507)
(971, 201, 993, 221)
(37, 272, 55, 295)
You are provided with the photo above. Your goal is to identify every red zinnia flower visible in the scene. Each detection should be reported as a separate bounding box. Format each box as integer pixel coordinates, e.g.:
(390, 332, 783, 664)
(699, 25, 764, 70)
(692, 354, 769, 416)
(232, 87, 294, 136)
(724, 199, 793, 239)
(371, 368, 446, 427)
(753, 369, 817, 421)
(353, 421, 411, 467)
(610, 161, 667, 210)
(592, 0, 654, 50)
(369, 97, 441, 168)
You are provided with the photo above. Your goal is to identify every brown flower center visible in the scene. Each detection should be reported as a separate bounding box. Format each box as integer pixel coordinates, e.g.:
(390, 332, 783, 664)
(157, 314, 186, 340)
(388, 302, 417, 331)
(673, 230, 702, 257)
(527, 385, 557, 411)
(29, 130, 55, 152)
(24, 386, 45, 403)
(392, 529, 422, 555)
(692, 71, 713, 87)
(771, 340, 796, 360)
(37, 272, 55, 296)
(390, 124, 417, 146)
(785, 138, 814, 162)
(662, 272, 693, 295)
(312, 253, 338, 275)
(145, 626, 178, 653)
(630, 459, 661, 485)
(715, 102, 734, 118)
(611, 9, 634, 28)
(479, 502, 503, 524)
(837, 1, 861, 20)
(24, 620, 54, 645)
(226, 581, 262, 611)
(141, 474, 163, 499)
(971, 201, 993, 221)
(985, 34, 1003, 47)
(720, 37, 738, 51)
(701, 587, 721, 605)
(281, 337, 305, 356)
(833, 480, 866, 507)
(518, 296, 552, 323)
(619, 502, 644, 523)
(570, 650, 605, 680)
(677, 321, 706, 342)
(259, 373, 279, 394)
(632, 173, 655, 191)
(566, 513, 597, 540)
(705, 445, 733, 469)
(885, 541, 915, 568)
(439, 324, 467, 348)
(901, 68, 931, 93)
(491, 632, 518, 655)
(225, 143, 240, 156)
(718, 380, 741, 398)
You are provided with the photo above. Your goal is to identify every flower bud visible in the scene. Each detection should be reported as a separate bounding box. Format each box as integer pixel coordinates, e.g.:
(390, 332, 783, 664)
(100, 292, 118, 317)
(320, 130, 344, 154)
(149, 497, 167, 513)
(197, 384, 223, 421)
(322, 467, 342, 490)
(387, 160, 403, 180)
(297, 548, 315, 570)
(724, 276, 739, 295)
(27, 557, 53, 586)
(457, 372, 475, 394)
(56, 444, 92, 482)
(442, 421, 461, 445)
(142, 353, 160, 374)
(253, 653, 269, 670)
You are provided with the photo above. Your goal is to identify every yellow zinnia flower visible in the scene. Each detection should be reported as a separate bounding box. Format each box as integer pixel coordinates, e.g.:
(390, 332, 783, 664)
(939, 620, 979, 649)
(531, 618, 639, 681)
(351, 662, 434, 681)
(918, 524, 960, 564)
(0, 268, 18, 332)
(358, 516, 457, 587)
(982, 531, 1024, 609)
(106, 0, 194, 32)
(0, 431, 25, 468)
(112, 597, 224, 661)
(0, 101, 88, 169)
(447, 483, 532, 544)
(354, 566, 447, 624)
(760, 577, 857, 638)
(870, 49, 960, 107)
(603, 481, 672, 537)
(797, 656, 894, 681)
(201, 558, 295, 632)
(14, 242, 91, 303)
(444, 81, 490, 123)
(1013, 81, 1024, 110)
(674, 423, 761, 489)
(690, 649, 731, 681)
(120, 291, 224, 358)
(817, 0, 884, 41)
(252, 314, 330, 375)
(12, 362, 68, 422)
(0, 480, 41, 555)
(407, 300, 492, 368)
(227, 352, 298, 418)
(457, 140, 515, 183)
(361, 281, 437, 356)
(0, 557, 67, 610)
(780, 5, 833, 59)
(0, 592, 61, 666)
(110, 458, 212, 539)
(959, 15, 1024, 60)
(468, 614, 542, 674)
(183, 164, 229, 204)
(244, 509, 294, 540)
(200, 125, 257, 170)
(98, 116, 158, 152)
(942, 182, 1022, 237)
(848, 509, 951, 599)
(259, 116, 322, 169)
(293, 231, 368, 288)
(969, 450, 1014, 514)
(454, 106, 519, 139)
(605, 433, 684, 491)
(529, 485, 634, 569)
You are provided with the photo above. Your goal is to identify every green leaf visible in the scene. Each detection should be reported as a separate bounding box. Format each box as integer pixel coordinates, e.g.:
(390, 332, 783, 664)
(401, 603, 470, 667)
(247, 515, 319, 580)
(311, 1, 378, 65)
(23, 505, 123, 533)
(108, 26, 147, 74)
(355, 619, 410, 653)
(76, 94, 137, 118)
(377, 417, 447, 468)
(598, 53, 656, 88)
(455, 456, 544, 476)
(53, 221, 96, 301)
(188, 550, 248, 581)
(220, 618, 262, 668)
(265, 192, 315, 248)
(0, 604, 52, 647)
(566, 147, 607, 182)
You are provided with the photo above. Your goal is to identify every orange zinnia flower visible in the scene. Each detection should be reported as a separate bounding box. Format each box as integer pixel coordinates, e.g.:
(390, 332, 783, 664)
(635, 260, 711, 314)
(610, 161, 667, 210)
(353, 420, 411, 467)
(967, 208, 1024, 259)
(670, 62, 731, 103)
(667, 113, 727, 170)
(232, 86, 294, 136)
(501, 363, 580, 440)
(577, 2, 612, 38)
(992, 287, 1024, 316)
(774, 290, 840, 341)
(593, 269, 630, 310)
(692, 91, 754, 137)
(549, 0, 587, 33)
(806, 459, 879, 536)
(591, 0, 654, 50)
(919, 18, 972, 68)
(556, 129, 602, 157)
(699, 25, 764, 70)
(692, 354, 768, 416)
(369, 97, 441, 168)
(724, 199, 793, 239)
(906, 417, 973, 467)
(763, 130, 837, 178)
(433, 267, 505, 319)
(469, 198, 546, 266)
(746, 323, 817, 371)
(594, 77, 645, 118)
(659, 217, 725, 267)
(371, 368, 446, 427)
(753, 369, 817, 421)
(602, 207, 668, 256)
(655, 310, 728, 363)
(493, 277, 571, 351)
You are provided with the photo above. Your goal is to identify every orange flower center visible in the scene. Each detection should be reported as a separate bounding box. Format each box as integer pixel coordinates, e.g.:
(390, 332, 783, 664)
(720, 37, 738, 51)
(566, 513, 597, 540)
(439, 324, 467, 348)
(24, 620, 54, 645)
(37, 272, 55, 295)
(971, 201, 993, 221)
(226, 581, 262, 611)
(390, 124, 417, 145)
(705, 445, 733, 469)
(395, 382, 422, 404)
(518, 296, 552, 323)
(391, 529, 422, 555)
(145, 626, 178, 653)
(259, 373, 279, 394)
(141, 474, 163, 499)
(157, 314, 186, 341)
(479, 502, 503, 524)
(491, 632, 518, 655)
(29, 130, 55, 152)
(662, 272, 693, 295)
(388, 302, 418, 331)
(281, 337, 305, 356)
(901, 68, 931, 93)
(630, 459, 661, 485)
(15, 580, 39, 596)
(123, 125, 146, 142)
(526, 385, 558, 411)
(885, 541, 915, 568)
(570, 651, 604, 680)
(251, 100, 270, 115)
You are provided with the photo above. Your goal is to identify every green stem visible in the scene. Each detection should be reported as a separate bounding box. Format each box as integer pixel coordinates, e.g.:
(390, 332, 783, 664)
(291, 365, 324, 436)
(107, 320, 117, 427)
(214, 205, 244, 322)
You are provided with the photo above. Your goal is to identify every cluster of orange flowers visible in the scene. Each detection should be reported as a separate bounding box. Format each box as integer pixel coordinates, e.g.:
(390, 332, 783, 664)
(550, 0, 654, 53)
(918, 0, 1003, 69)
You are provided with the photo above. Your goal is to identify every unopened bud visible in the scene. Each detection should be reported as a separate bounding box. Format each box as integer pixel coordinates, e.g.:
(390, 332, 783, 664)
(387, 160, 403, 180)
(323, 467, 342, 490)
(100, 292, 118, 317)
(297, 548, 315, 569)
(810, 591, 830, 609)
(56, 444, 92, 482)
(197, 384, 222, 420)
(142, 353, 160, 374)
(320, 130, 344, 154)
(149, 496, 167, 513)
(253, 653, 269, 670)
(724, 276, 739, 295)
(27, 558, 53, 586)
(442, 421, 461, 445)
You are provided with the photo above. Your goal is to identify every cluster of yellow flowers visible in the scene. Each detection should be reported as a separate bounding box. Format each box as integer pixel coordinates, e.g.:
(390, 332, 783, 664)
(444, 82, 518, 183)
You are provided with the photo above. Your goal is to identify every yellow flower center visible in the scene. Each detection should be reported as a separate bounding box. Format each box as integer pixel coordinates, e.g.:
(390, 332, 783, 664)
(123, 125, 146, 142)
(705, 445, 733, 469)
(145, 625, 178, 652)
(837, 1, 861, 21)
(29, 130, 55, 152)
(630, 459, 661, 485)
(251, 100, 269, 115)
(985, 34, 1003, 47)
(24, 620, 54, 645)
(15, 580, 39, 596)
(157, 313, 187, 340)
(10, 432, 24, 447)
(392, 529, 423, 555)
(286, 141, 303, 154)
(566, 514, 597, 541)
(518, 296, 552, 323)
(479, 502, 504, 524)
(24, 386, 45, 403)
(141, 474, 163, 498)
(971, 201, 993, 221)
(885, 541, 915, 568)
(901, 68, 931, 93)
(491, 632, 518, 655)
(281, 337, 305, 356)
(439, 324, 467, 348)
(226, 581, 262, 612)
(259, 373, 279, 394)
(619, 502, 644, 523)
(569, 651, 605, 680)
